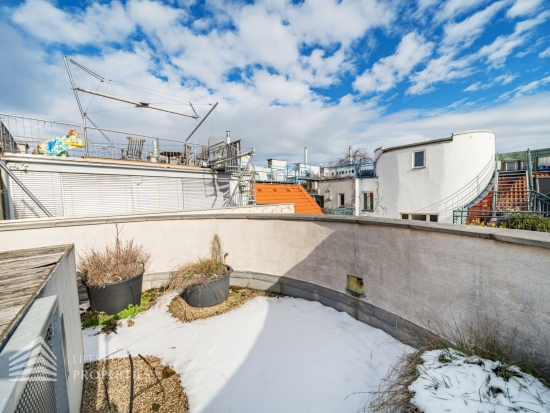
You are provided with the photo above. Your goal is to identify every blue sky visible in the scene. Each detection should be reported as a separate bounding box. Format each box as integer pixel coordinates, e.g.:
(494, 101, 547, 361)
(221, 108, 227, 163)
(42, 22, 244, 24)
(1, 0, 549, 163)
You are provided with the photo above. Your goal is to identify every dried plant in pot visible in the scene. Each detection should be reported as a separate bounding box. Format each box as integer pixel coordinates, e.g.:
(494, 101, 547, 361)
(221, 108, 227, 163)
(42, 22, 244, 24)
(165, 235, 231, 308)
(79, 225, 150, 315)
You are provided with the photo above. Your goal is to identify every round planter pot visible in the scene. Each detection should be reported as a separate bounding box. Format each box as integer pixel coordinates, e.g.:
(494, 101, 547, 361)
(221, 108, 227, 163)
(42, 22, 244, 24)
(184, 266, 232, 308)
(86, 270, 144, 315)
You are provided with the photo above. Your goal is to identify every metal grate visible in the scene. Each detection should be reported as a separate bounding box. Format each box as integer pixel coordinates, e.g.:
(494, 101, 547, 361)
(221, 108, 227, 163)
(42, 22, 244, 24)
(0, 296, 70, 413)
(14, 324, 58, 413)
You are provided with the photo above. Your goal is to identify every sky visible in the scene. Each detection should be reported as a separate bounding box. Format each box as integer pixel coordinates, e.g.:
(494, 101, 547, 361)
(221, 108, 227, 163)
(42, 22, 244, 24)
(1, 0, 549, 164)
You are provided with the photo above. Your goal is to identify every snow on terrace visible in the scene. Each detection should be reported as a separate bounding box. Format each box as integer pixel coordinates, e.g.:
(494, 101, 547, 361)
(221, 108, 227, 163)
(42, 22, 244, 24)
(409, 349, 550, 413)
(83, 296, 409, 413)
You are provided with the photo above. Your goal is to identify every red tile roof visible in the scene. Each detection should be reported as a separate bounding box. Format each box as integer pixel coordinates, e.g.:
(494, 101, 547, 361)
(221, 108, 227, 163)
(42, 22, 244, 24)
(256, 184, 324, 215)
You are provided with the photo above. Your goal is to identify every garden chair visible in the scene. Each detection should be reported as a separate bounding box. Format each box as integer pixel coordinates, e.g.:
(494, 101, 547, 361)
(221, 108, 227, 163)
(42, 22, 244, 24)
(121, 136, 146, 160)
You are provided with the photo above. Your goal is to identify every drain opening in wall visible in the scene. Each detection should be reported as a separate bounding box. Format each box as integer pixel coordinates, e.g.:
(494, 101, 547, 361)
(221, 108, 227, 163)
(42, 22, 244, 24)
(347, 275, 364, 297)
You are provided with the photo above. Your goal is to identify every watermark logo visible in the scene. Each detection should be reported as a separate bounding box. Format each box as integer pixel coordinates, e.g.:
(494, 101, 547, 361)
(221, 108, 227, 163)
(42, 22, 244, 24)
(9, 337, 57, 382)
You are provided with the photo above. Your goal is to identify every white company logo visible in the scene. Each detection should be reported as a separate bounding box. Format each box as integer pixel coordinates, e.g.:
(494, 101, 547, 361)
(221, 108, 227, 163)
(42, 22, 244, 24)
(9, 336, 57, 382)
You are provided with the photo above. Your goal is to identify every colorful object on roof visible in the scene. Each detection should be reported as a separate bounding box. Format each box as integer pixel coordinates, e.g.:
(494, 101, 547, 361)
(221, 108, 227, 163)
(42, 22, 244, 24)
(32, 129, 84, 157)
(256, 183, 323, 215)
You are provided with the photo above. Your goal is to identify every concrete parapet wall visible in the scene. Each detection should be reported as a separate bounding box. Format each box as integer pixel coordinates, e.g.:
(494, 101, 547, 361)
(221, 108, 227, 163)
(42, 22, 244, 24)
(1, 214, 549, 365)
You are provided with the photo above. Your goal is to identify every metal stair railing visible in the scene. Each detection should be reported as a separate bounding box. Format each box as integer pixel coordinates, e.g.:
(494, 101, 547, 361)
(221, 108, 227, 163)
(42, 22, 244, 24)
(414, 155, 495, 219)
(223, 156, 257, 207)
(453, 189, 550, 225)
(529, 190, 550, 213)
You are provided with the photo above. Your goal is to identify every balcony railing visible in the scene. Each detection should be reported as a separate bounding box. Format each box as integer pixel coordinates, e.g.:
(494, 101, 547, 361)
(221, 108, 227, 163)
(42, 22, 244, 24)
(324, 206, 355, 216)
(0, 113, 251, 168)
(453, 209, 550, 232)
(321, 161, 376, 180)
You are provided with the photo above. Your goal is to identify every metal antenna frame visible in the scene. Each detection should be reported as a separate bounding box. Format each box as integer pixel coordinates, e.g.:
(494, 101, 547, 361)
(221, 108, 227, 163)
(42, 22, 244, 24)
(62, 55, 206, 158)
(185, 102, 218, 142)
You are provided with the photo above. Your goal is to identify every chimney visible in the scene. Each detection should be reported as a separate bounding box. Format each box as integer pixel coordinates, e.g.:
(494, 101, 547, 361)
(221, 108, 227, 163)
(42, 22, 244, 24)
(304, 147, 308, 165)
(226, 131, 231, 144)
(348, 146, 353, 164)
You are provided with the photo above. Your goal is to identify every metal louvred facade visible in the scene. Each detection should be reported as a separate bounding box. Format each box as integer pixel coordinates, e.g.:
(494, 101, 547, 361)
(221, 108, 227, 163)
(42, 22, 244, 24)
(8, 166, 230, 219)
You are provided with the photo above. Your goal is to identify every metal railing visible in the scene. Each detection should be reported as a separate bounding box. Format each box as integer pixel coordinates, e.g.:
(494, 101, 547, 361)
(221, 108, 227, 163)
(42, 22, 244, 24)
(453, 209, 550, 232)
(255, 160, 375, 183)
(414, 156, 496, 220)
(321, 161, 376, 180)
(0, 113, 220, 166)
(255, 163, 323, 183)
(324, 206, 355, 216)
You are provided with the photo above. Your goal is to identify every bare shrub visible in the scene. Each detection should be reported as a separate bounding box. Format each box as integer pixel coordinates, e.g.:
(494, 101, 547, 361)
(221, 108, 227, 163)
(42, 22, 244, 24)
(363, 311, 549, 413)
(162, 235, 227, 300)
(79, 225, 150, 287)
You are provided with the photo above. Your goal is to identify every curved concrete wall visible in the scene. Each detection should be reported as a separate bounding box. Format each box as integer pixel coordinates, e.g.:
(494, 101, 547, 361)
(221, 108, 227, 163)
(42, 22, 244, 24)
(1, 213, 549, 365)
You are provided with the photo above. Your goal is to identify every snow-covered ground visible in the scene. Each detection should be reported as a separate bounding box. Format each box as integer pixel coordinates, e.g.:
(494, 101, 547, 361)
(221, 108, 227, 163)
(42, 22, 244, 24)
(410, 349, 550, 413)
(83, 296, 409, 413)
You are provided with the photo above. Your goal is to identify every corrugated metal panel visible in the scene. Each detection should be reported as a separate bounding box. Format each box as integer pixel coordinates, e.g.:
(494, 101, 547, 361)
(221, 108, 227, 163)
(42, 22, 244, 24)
(9, 168, 231, 218)
(10, 170, 64, 219)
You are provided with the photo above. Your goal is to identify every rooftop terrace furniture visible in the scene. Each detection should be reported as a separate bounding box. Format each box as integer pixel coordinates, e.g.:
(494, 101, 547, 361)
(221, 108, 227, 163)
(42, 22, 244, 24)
(121, 136, 146, 161)
(179, 144, 192, 165)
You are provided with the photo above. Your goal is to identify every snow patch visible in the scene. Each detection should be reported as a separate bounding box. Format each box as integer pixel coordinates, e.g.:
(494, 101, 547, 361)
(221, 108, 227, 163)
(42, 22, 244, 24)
(83, 296, 409, 413)
(409, 349, 550, 413)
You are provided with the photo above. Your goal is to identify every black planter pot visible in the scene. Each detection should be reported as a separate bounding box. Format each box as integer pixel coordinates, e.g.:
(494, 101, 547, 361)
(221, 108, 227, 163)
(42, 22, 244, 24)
(86, 270, 144, 315)
(184, 266, 232, 308)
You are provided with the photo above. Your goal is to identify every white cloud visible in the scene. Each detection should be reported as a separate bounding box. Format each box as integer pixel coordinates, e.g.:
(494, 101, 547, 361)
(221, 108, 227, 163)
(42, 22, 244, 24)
(407, 53, 473, 95)
(464, 74, 517, 92)
(494, 74, 517, 85)
(11, 0, 135, 45)
(434, 0, 490, 22)
(499, 76, 550, 100)
(507, 0, 543, 18)
(540, 46, 550, 58)
(127, 0, 184, 32)
(478, 11, 550, 67)
(442, 1, 507, 50)
(285, 0, 394, 48)
(464, 82, 481, 91)
(252, 70, 312, 105)
(353, 32, 434, 94)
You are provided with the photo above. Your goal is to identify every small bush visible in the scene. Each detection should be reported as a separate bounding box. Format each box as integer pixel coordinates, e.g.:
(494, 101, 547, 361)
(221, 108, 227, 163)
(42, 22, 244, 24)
(79, 225, 150, 287)
(469, 213, 550, 233)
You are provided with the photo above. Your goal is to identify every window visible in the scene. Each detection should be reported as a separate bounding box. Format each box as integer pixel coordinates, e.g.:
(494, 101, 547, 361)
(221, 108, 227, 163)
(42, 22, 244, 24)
(505, 161, 516, 171)
(339, 193, 345, 206)
(363, 192, 374, 211)
(538, 156, 550, 169)
(520, 161, 529, 170)
(401, 213, 439, 222)
(413, 150, 425, 168)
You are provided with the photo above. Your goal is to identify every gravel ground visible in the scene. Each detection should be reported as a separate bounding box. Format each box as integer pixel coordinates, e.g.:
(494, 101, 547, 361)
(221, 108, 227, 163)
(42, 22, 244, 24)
(81, 355, 189, 413)
(168, 286, 280, 323)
